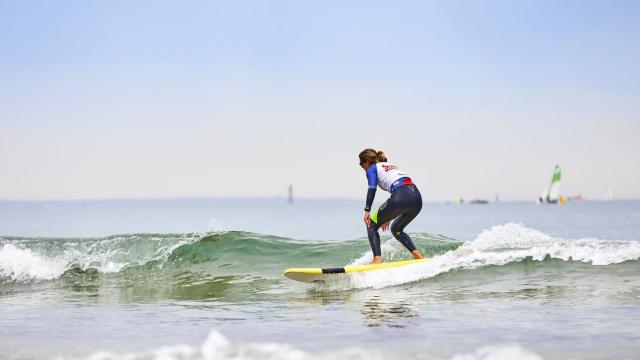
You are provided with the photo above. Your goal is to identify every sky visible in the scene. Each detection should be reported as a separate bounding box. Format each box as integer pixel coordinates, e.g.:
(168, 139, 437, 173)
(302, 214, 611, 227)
(1, 0, 639, 201)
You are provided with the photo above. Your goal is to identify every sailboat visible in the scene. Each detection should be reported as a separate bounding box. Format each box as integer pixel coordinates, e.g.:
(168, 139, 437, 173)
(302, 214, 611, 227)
(539, 165, 565, 204)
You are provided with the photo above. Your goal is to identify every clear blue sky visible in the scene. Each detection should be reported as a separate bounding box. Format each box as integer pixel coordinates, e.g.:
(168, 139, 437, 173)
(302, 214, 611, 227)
(1, 0, 639, 201)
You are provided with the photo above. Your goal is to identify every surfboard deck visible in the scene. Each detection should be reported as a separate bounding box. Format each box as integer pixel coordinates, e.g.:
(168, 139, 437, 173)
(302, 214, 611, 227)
(283, 258, 429, 283)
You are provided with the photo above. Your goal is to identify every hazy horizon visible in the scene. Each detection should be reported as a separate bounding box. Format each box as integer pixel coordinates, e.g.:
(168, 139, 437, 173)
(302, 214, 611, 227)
(2, 1, 639, 202)
(1, 195, 638, 203)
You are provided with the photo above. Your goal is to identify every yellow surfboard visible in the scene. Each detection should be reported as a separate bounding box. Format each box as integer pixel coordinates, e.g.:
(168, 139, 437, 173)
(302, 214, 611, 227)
(283, 258, 429, 283)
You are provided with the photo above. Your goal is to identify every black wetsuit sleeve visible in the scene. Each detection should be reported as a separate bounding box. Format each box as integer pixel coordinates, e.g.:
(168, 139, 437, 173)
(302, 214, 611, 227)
(365, 188, 376, 211)
(364, 165, 377, 211)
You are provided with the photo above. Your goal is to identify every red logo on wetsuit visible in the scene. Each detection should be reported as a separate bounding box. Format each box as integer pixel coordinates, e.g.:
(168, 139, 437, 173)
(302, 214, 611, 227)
(381, 164, 398, 172)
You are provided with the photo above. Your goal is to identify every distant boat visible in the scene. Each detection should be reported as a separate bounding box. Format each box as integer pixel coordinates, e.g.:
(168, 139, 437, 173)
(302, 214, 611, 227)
(470, 199, 489, 205)
(605, 186, 614, 201)
(539, 165, 565, 204)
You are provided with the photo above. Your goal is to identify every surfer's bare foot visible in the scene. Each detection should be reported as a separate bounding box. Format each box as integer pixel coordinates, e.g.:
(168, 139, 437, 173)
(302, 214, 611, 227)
(372, 256, 382, 264)
(412, 250, 424, 259)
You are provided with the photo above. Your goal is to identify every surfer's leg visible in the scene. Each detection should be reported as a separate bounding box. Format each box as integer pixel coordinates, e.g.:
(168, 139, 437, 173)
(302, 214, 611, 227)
(390, 212, 419, 252)
(367, 199, 403, 263)
(390, 185, 423, 256)
(366, 221, 382, 259)
(373, 198, 404, 227)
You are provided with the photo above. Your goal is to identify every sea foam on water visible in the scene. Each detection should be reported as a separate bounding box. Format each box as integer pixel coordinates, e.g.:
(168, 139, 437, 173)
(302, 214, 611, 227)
(0, 243, 67, 282)
(343, 223, 640, 290)
(76, 329, 542, 360)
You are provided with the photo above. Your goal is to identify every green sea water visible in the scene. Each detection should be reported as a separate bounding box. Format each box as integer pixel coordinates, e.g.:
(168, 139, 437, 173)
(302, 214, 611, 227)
(1, 200, 639, 360)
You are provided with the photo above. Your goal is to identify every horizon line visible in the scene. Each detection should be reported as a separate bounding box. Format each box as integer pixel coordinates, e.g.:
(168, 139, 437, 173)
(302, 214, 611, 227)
(0, 196, 636, 203)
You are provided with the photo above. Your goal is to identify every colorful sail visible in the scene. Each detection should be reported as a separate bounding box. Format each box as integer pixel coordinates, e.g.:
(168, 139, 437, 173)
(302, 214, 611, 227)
(546, 165, 561, 203)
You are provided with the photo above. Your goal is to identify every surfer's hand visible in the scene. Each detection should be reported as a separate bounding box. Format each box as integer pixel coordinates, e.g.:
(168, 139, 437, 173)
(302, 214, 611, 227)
(364, 212, 371, 228)
(381, 222, 390, 232)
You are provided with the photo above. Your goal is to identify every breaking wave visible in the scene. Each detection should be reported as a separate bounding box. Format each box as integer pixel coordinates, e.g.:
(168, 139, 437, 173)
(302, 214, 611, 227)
(2, 223, 639, 297)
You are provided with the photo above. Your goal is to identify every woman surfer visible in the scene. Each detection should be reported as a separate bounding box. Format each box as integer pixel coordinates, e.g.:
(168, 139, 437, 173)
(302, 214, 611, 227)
(359, 148, 424, 264)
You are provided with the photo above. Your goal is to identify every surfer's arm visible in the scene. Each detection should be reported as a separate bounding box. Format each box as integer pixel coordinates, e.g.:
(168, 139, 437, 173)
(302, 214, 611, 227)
(365, 188, 376, 212)
(364, 165, 377, 211)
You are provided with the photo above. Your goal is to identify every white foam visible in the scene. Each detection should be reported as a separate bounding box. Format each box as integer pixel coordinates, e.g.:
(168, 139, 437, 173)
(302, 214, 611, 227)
(0, 244, 68, 282)
(343, 223, 640, 290)
(0, 241, 132, 282)
(74, 329, 386, 360)
(449, 344, 543, 360)
(205, 218, 227, 234)
(350, 240, 398, 266)
(72, 330, 543, 360)
(0, 234, 202, 282)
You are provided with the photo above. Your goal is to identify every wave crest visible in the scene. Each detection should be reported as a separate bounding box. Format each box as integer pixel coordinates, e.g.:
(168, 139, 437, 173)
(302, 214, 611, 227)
(340, 223, 640, 290)
(2, 225, 639, 290)
(0, 243, 67, 282)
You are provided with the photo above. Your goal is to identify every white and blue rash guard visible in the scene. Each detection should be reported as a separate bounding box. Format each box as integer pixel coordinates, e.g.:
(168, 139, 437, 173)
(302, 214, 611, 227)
(364, 162, 414, 211)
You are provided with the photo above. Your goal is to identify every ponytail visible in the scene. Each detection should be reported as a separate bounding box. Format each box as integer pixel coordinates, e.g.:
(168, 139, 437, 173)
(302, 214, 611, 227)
(359, 148, 388, 165)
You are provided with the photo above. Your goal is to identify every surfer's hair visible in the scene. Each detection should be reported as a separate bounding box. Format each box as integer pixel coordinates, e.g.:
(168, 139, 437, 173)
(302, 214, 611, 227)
(359, 148, 387, 165)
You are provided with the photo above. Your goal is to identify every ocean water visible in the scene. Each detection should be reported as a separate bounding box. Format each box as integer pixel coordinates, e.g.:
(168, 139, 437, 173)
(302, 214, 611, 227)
(1, 199, 639, 360)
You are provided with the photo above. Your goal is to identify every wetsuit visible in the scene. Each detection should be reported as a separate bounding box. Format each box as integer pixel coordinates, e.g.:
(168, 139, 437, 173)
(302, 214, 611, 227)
(364, 162, 422, 257)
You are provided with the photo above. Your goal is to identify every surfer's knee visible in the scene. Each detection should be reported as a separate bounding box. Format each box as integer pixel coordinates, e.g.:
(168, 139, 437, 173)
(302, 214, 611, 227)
(392, 230, 417, 253)
(390, 221, 404, 236)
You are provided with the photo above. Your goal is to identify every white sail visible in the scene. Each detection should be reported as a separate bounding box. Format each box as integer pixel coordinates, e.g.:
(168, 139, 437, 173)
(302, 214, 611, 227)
(539, 188, 548, 204)
(546, 165, 561, 203)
